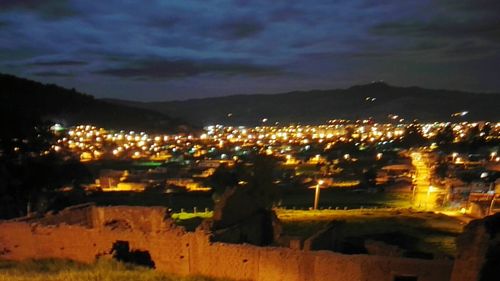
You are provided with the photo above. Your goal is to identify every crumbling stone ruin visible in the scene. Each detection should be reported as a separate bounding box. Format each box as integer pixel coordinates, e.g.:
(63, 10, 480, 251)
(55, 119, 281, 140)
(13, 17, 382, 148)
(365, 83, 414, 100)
(201, 188, 281, 246)
(0, 203, 459, 281)
(451, 212, 500, 281)
(303, 221, 344, 252)
(364, 240, 405, 257)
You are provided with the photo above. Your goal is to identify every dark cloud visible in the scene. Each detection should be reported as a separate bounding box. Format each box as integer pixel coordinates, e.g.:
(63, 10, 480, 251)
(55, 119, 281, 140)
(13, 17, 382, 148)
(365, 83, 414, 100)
(269, 7, 304, 22)
(31, 71, 74, 77)
(302, 50, 393, 61)
(364, 0, 500, 64)
(0, 0, 75, 19)
(441, 40, 499, 59)
(443, 0, 500, 13)
(302, 38, 492, 63)
(215, 20, 265, 40)
(372, 19, 500, 42)
(358, 0, 398, 9)
(371, 0, 500, 44)
(95, 58, 282, 79)
(1, 0, 500, 99)
(147, 16, 181, 29)
(28, 60, 88, 66)
(413, 40, 448, 51)
(0, 47, 47, 61)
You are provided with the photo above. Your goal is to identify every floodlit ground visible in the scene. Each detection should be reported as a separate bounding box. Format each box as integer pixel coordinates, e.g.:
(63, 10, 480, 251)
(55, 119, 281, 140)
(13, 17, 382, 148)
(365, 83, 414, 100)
(171, 207, 466, 257)
(0, 259, 233, 281)
(172, 211, 213, 231)
(277, 208, 467, 258)
(171, 211, 213, 221)
(278, 188, 412, 209)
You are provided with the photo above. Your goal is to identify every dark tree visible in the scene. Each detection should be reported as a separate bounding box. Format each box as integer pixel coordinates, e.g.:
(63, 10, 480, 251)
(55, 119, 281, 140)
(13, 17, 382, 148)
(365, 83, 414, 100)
(208, 154, 280, 208)
(0, 118, 91, 218)
(209, 163, 241, 198)
(481, 123, 492, 137)
(435, 124, 454, 145)
(434, 161, 449, 179)
(245, 155, 279, 208)
(362, 167, 377, 188)
(399, 122, 427, 148)
(466, 125, 485, 152)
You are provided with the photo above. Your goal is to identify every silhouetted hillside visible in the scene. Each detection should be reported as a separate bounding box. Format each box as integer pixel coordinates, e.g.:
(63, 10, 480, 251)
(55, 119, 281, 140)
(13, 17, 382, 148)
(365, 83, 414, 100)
(109, 82, 499, 126)
(0, 74, 193, 133)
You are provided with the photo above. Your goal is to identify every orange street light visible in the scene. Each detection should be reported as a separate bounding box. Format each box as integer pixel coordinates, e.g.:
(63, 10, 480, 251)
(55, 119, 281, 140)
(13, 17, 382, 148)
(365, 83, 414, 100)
(313, 180, 324, 210)
(425, 185, 436, 209)
(491, 152, 497, 161)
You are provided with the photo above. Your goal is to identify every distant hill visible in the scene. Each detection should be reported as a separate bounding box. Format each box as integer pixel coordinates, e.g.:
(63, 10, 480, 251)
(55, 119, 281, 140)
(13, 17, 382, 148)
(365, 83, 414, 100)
(0, 74, 193, 133)
(107, 82, 500, 126)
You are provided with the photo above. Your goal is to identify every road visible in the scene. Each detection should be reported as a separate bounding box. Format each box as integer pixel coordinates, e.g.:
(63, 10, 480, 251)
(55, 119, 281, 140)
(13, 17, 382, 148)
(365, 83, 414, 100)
(411, 151, 438, 209)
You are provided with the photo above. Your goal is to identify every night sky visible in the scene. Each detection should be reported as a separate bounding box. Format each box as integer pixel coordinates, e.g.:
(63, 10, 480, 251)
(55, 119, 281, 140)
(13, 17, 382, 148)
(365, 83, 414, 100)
(1, 0, 499, 101)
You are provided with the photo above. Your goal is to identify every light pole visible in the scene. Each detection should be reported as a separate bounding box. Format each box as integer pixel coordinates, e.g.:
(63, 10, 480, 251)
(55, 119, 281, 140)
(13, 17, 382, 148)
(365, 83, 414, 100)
(412, 185, 416, 205)
(314, 180, 324, 210)
(488, 195, 496, 215)
(426, 186, 434, 210)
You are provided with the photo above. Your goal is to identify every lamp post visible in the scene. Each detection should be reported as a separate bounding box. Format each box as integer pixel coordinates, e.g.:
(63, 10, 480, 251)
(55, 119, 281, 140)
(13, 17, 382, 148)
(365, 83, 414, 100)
(314, 180, 324, 210)
(488, 195, 496, 215)
(426, 186, 435, 210)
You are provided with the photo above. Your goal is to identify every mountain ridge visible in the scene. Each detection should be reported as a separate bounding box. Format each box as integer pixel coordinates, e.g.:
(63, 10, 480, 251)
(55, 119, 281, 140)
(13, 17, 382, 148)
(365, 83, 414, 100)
(105, 82, 500, 126)
(0, 73, 194, 133)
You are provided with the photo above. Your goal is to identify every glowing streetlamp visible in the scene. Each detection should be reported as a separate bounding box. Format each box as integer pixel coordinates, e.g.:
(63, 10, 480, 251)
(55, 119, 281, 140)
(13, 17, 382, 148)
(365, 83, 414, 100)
(313, 180, 324, 210)
(491, 152, 497, 161)
(426, 186, 435, 209)
(489, 195, 497, 216)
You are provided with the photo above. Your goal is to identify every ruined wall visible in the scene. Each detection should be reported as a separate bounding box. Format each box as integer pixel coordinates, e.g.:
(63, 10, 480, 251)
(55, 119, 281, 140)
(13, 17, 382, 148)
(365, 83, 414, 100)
(20, 203, 95, 227)
(91, 206, 171, 232)
(188, 240, 452, 281)
(0, 206, 453, 281)
(451, 213, 500, 281)
(303, 221, 343, 251)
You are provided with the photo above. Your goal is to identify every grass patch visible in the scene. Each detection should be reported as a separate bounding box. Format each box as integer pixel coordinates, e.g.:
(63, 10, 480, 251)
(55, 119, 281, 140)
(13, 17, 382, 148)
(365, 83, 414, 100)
(171, 211, 213, 231)
(169, 207, 465, 257)
(278, 189, 411, 209)
(171, 212, 213, 221)
(0, 259, 233, 281)
(277, 209, 465, 257)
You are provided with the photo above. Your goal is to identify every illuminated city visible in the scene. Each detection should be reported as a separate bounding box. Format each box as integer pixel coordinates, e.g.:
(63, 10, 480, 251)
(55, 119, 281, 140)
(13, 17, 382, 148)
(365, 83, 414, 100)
(43, 121, 499, 213)
(1, 1, 500, 281)
(54, 122, 500, 164)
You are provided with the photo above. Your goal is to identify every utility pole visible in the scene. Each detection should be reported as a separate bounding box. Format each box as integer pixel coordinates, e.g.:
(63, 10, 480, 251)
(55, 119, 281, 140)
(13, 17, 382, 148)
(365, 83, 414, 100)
(489, 196, 496, 216)
(313, 180, 324, 210)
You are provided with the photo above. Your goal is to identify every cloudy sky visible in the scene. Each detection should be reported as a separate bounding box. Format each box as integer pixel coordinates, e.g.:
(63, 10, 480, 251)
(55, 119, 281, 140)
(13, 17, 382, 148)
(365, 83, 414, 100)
(1, 0, 499, 101)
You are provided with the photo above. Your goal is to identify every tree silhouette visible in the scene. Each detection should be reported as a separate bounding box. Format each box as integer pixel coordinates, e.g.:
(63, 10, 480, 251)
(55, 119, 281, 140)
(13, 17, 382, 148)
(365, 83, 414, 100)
(435, 124, 454, 145)
(208, 154, 279, 208)
(0, 119, 91, 218)
(399, 122, 427, 148)
(245, 155, 279, 208)
(362, 167, 377, 188)
(209, 163, 241, 198)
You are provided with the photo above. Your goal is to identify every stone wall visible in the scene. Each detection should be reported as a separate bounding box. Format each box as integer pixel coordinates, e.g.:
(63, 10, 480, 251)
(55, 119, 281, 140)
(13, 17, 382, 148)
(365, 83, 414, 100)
(20, 203, 95, 227)
(0, 205, 453, 281)
(451, 213, 500, 281)
(303, 220, 344, 251)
